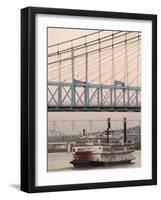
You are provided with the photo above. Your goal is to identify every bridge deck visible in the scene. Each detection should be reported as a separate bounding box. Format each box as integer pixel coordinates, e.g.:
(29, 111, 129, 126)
(48, 106, 141, 112)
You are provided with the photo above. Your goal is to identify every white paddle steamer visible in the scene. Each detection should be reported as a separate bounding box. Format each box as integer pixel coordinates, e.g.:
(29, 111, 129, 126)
(70, 118, 135, 167)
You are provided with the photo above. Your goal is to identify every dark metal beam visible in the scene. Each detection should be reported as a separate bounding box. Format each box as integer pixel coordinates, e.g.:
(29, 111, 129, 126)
(48, 106, 141, 112)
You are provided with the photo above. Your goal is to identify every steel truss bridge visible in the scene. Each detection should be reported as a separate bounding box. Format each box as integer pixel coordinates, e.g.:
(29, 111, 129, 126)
(48, 80, 140, 112)
(48, 30, 141, 112)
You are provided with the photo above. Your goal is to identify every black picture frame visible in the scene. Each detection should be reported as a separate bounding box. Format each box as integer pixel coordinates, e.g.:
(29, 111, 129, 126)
(21, 6, 157, 193)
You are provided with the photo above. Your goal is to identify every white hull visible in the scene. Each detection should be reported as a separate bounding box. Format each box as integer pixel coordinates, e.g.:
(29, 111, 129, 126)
(90, 152, 135, 163)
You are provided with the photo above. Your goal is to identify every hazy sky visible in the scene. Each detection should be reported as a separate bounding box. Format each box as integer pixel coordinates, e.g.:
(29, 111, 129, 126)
(48, 28, 95, 46)
(48, 112, 140, 121)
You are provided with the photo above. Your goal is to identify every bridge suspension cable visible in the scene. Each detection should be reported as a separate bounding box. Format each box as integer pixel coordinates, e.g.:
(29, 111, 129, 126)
(48, 43, 140, 82)
(48, 34, 141, 65)
(48, 36, 141, 85)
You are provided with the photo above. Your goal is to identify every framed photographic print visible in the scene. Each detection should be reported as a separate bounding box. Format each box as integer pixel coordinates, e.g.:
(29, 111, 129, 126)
(21, 7, 157, 193)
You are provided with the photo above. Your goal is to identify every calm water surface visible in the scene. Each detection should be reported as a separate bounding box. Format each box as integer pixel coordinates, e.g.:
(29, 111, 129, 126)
(48, 150, 141, 171)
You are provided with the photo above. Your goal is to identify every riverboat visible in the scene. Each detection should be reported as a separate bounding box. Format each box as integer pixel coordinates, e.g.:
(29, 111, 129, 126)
(70, 118, 135, 167)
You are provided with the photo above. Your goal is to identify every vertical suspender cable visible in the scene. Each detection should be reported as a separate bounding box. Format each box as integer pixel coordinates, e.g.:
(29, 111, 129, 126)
(71, 40, 75, 105)
(57, 45, 61, 82)
(98, 32, 101, 83)
(125, 32, 128, 86)
(111, 31, 114, 85)
(85, 36, 88, 83)
(137, 32, 140, 87)
(71, 40, 74, 82)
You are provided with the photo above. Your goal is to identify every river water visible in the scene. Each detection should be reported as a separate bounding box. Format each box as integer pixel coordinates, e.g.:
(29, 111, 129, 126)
(48, 150, 141, 171)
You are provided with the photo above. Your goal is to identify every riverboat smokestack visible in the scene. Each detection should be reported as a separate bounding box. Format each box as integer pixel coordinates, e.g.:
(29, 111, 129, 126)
(124, 117, 127, 143)
(106, 118, 111, 143)
(83, 129, 86, 136)
(108, 118, 111, 129)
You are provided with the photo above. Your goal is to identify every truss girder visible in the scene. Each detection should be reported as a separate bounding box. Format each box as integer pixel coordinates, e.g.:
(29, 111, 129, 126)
(48, 82, 141, 111)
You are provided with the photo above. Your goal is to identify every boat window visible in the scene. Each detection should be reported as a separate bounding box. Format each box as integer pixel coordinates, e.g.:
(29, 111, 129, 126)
(112, 147, 124, 151)
(103, 147, 111, 152)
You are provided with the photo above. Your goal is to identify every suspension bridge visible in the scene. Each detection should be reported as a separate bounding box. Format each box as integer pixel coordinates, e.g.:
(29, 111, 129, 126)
(48, 30, 141, 112)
